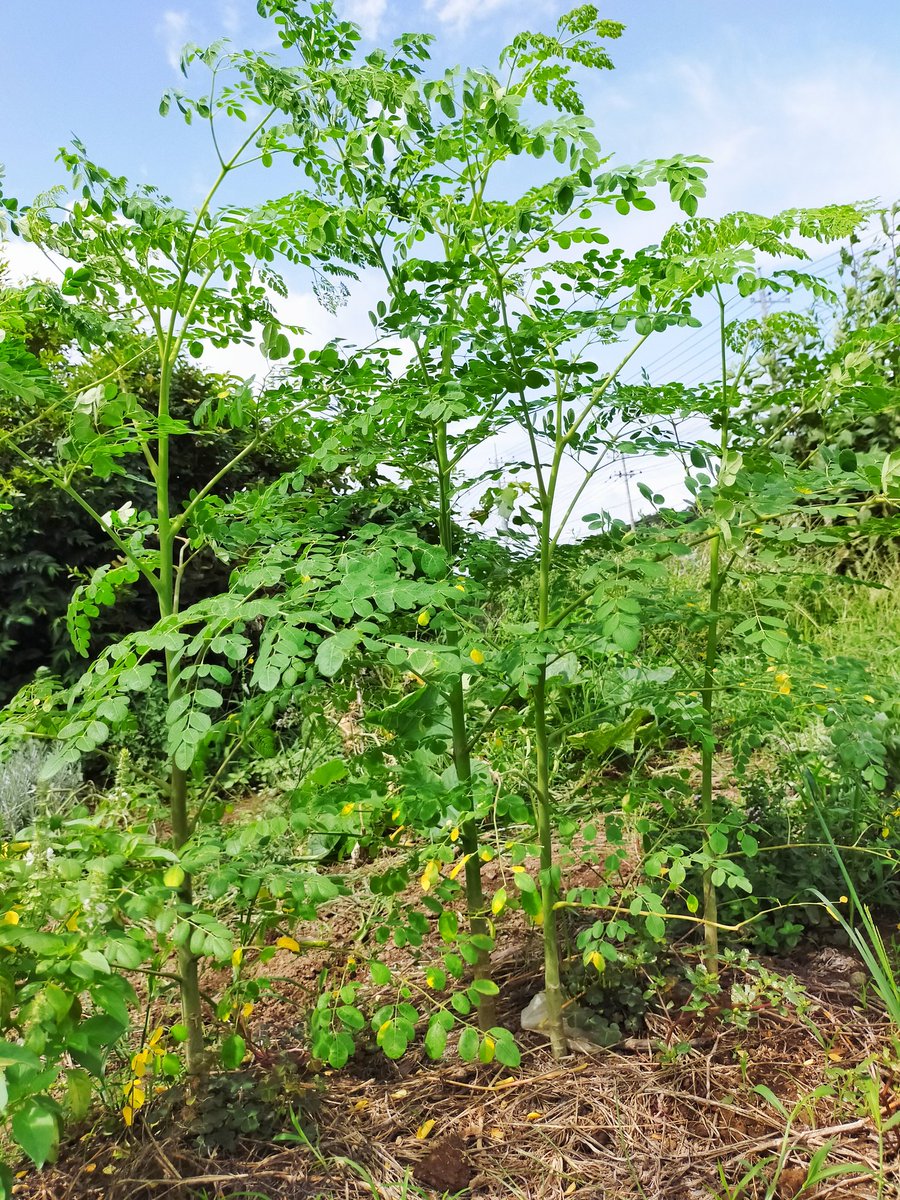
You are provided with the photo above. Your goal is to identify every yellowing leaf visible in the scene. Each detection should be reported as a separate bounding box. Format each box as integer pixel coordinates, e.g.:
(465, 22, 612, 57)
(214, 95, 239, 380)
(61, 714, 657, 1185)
(66, 910, 80, 932)
(448, 854, 471, 881)
(163, 865, 185, 889)
(415, 1118, 436, 1140)
(489, 1126, 504, 1141)
(130, 1051, 150, 1076)
(450, 826, 459, 843)
(276, 936, 301, 953)
(525, 1111, 543, 1121)
(420, 860, 442, 892)
(589, 951, 606, 973)
(491, 888, 507, 916)
(147, 1026, 164, 1047)
(417, 610, 431, 627)
(122, 1106, 134, 1127)
(341, 803, 355, 816)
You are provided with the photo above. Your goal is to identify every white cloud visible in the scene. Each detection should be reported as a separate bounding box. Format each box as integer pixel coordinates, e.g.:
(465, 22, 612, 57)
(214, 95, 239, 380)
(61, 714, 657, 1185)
(342, 0, 388, 40)
(157, 9, 194, 71)
(219, 0, 242, 36)
(602, 51, 900, 218)
(1, 238, 61, 284)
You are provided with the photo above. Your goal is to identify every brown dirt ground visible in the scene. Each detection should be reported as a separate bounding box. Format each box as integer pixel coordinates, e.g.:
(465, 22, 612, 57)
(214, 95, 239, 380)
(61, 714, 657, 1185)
(10, 831, 900, 1199)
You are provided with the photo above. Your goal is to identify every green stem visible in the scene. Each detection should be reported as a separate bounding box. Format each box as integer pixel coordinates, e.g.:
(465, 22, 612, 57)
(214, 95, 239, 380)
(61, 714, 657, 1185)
(435, 419, 497, 1030)
(533, 484, 567, 1058)
(700, 289, 731, 976)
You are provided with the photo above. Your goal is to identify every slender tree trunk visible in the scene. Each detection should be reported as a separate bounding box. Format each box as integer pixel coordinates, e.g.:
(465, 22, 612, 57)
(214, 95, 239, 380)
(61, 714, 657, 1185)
(699, 292, 731, 977)
(436, 422, 496, 1029)
(158, 361, 206, 1071)
(699, 536, 722, 974)
(533, 520, 567, 1057)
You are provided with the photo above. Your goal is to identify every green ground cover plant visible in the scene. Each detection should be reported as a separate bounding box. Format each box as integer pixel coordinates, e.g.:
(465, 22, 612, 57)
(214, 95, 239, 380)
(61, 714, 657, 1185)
(0, 2, 897, 1195)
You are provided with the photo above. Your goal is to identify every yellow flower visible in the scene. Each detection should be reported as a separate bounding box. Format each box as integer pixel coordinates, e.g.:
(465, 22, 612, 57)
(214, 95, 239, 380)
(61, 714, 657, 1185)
(774, 672, 791, 696)
(231, 947, 243, 968)
(839, 896, 848, 904)
(1, 911, 19, 926)
(241, 1002, 254, 1019)
(450, 827, 459, 843)
(415, 1119, 436, 1139)
(341, 803, 355, 816)
(276, 936, 301, 953)
(469, 648, 485, 665)
(863, 695, 876, 704)
(417, 610, 431, 627)
(65, 910, 79, 932)
(148, 1027, 164, 1047)
(454, 583, 465, 592)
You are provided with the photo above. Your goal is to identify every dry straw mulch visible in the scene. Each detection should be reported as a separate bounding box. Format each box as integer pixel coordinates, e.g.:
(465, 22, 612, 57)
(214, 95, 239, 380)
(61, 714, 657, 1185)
(14, 967, 898, 1200)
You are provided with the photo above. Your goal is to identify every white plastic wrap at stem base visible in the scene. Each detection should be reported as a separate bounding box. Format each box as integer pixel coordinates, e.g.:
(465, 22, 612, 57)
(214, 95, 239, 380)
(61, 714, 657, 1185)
(520, 991, 613, 1056)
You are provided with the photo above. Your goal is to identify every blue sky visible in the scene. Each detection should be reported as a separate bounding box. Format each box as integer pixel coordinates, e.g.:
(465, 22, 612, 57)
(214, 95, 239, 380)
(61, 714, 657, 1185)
(3, 1, 899, 212)
(2, 1, 899, 528)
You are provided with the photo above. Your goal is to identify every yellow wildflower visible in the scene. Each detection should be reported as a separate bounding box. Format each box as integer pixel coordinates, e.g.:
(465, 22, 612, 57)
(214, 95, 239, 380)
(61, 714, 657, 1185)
(276, 936, 301, 953)
(469, 648, 485, 665)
